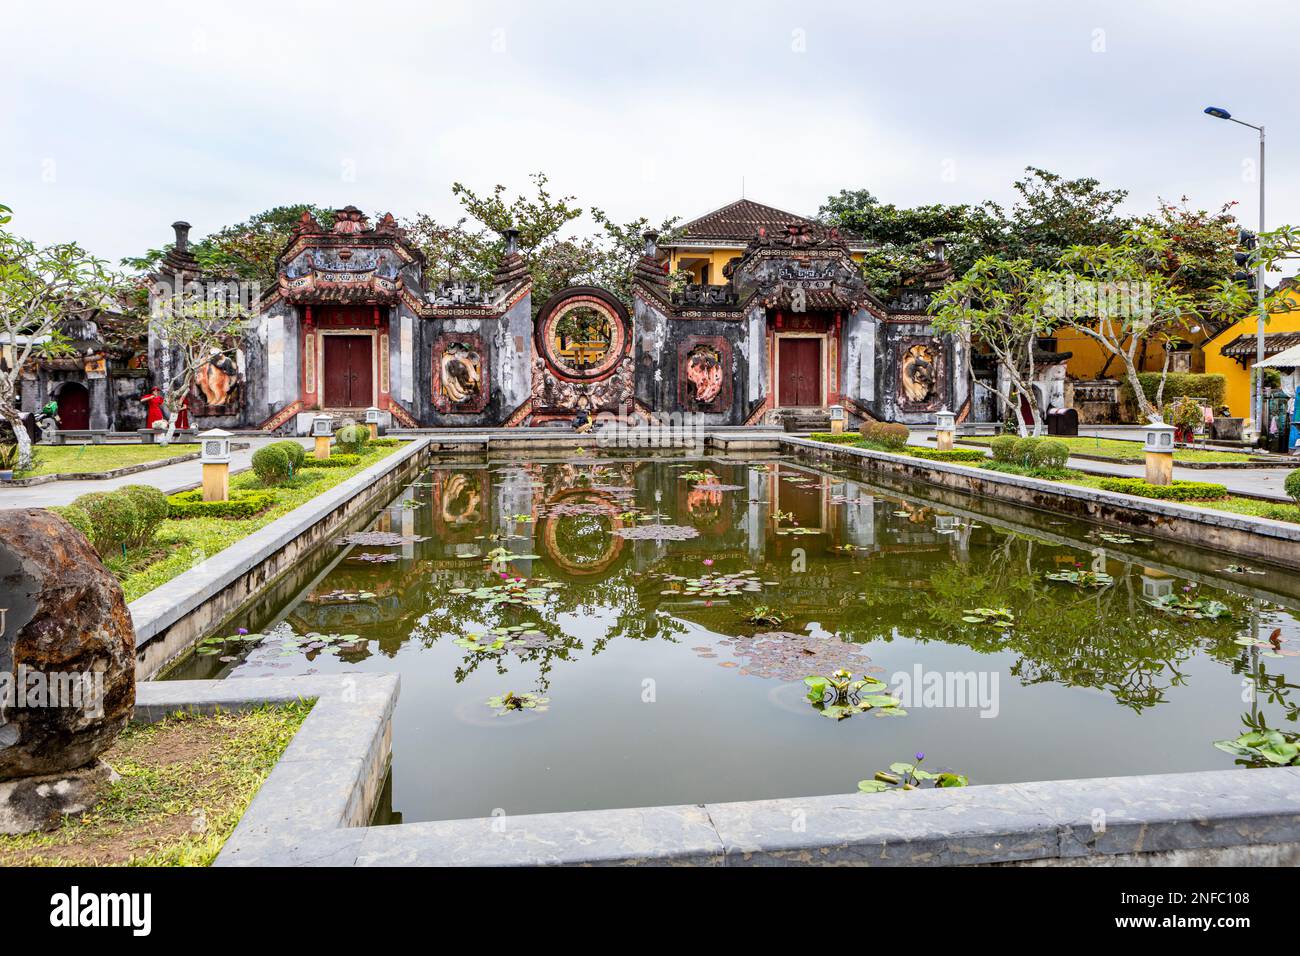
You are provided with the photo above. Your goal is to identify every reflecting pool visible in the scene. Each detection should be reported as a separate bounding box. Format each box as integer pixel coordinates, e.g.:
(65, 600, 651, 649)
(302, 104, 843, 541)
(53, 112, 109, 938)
(164, 452, 1300, 823)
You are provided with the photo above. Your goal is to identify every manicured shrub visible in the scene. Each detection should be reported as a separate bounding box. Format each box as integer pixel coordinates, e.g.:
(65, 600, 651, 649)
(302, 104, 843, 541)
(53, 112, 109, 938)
(861, 421, 909, 450)
(270, 440, 306, 471)
(1096, 477, 1229, 501)
(1011, 436, 1040, 466)
(73, 491, 140, 556)
(369, 437, 401, 447)
(1285, 469, 1300, 505)
(1031, 440, 1070, 470)
(251, 444, 292, 486)
(988, 434, 1018, 462)
(335, 424, 370, 454)
(118, 484, 169, 547)
(167, 488, 277, 519)
(300, 453, 363, 469)
(50, 504, 93, 542)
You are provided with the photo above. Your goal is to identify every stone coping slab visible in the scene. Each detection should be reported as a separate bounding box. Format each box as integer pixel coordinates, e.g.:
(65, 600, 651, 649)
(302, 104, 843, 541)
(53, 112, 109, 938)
(783, 435, 1300, 565)
(128, 438, 430, 649)
(135, 675, 399, 866)
(137, 675, 1300, 867)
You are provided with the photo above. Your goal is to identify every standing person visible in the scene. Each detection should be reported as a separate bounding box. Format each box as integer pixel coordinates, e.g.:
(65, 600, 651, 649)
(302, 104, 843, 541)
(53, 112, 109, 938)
(141, 387, 166, 428)
(176, 394, 190, 430)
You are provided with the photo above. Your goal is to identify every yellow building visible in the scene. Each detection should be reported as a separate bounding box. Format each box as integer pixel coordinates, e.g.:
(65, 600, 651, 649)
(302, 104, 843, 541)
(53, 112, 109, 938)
(662, 199, 870, 283)
(1203, 280, 1300, 417)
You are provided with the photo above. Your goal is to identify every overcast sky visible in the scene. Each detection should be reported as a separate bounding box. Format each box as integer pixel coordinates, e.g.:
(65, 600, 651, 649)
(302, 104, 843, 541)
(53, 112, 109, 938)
(3, 0, 1297, 266)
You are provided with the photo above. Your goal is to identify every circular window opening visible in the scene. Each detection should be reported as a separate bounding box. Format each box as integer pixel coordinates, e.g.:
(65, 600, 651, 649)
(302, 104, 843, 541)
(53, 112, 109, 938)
(537, 290, 629, 380)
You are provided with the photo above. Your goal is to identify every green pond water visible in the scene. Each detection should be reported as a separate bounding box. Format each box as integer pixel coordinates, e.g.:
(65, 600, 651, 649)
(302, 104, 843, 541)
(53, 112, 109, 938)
(165, 451, 1300, 823)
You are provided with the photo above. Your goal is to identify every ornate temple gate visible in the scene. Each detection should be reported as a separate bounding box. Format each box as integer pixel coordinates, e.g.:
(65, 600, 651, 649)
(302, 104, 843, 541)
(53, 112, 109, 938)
(306, 304, 386, 412)
(777, 337, 822, 406)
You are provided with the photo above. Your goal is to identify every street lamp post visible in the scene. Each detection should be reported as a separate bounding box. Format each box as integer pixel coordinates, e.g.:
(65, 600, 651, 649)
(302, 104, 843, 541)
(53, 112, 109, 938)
(1204, 106, 1266, 439)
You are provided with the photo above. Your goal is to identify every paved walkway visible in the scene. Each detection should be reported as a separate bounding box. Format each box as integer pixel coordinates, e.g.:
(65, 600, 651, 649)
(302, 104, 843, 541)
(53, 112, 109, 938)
(0, 436, 306, 508)
(906, 428, 1297, 502)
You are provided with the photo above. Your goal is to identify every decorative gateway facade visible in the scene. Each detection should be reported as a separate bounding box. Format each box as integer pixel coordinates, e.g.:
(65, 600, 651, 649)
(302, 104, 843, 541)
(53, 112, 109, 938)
(156, 206, 967, 433)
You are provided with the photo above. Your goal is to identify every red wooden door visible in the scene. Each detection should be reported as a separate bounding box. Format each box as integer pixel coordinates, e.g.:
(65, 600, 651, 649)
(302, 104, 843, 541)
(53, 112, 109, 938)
(779, 338, 821, 406)
(57, 383, 90, 429)
(322, 336, 373, 407)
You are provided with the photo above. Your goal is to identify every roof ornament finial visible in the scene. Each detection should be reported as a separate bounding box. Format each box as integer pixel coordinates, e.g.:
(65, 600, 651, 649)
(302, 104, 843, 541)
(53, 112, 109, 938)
(171, 221, 191, 253)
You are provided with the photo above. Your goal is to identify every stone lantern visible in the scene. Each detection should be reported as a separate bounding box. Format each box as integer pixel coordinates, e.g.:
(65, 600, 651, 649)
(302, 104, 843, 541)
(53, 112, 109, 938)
(1143, 422, 1175, 486)
(934, 408, 956, 451)
(311, 414, 334, 460)
(365, 406, 382, 440)
(199, 428, 231, 502)
(829, 404, 846, 435)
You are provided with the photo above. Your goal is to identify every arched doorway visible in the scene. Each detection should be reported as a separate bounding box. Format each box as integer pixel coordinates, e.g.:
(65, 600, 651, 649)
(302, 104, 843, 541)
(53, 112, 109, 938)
(56, 382, 90, 430)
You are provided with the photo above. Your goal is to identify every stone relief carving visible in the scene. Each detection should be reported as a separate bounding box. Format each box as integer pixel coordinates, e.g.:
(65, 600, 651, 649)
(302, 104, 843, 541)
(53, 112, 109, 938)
(684, 344, 723, 405)
(898, 339, 945, 411)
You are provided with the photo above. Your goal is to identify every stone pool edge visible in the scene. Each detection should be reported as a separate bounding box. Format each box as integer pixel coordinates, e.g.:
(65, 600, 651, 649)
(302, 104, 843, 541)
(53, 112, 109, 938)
(138, 678, 1300, 867)
(130, 438, 432, 680)
(782, 435, 1300, 569)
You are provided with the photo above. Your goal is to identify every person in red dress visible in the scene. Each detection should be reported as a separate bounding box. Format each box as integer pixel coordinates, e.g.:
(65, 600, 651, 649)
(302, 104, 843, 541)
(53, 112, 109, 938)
(141, 387, 166, 428)
(176, 395, 190, 430)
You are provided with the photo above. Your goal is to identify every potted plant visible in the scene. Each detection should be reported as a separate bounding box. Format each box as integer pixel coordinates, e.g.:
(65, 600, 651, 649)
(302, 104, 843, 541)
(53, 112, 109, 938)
(1166, 397, 1202, 444)
(0, 443, 17, 481)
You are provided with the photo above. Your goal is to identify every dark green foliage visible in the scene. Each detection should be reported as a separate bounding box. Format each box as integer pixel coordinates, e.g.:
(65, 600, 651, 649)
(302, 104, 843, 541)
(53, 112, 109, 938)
(269, 440, 305, 471)
(907, 448, 988, 462)
(334, 424, 369, 454)
(118, 484, 169, 547)
(72, 491, 140, 556)
(1030, 440, 1070, 470)
(989, 434, 1019, 462)
(251, 445, 292, 485)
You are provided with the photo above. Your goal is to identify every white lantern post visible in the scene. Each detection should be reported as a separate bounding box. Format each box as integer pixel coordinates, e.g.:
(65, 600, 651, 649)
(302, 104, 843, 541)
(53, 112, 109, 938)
(1143, 422, 1175, 486)
(934, 408, 956, 451)
(311, 414, 334, 460)
(829, 404, 846, 435)
(365, 406, 382, 440)
(198, 428, 232, 502)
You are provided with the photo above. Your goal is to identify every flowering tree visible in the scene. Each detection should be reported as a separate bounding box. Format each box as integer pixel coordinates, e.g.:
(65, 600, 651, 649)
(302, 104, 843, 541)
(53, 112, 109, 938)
(148, 290, 249, 445)
(930, 256, 1057, 436)
(0, 206, 123, 468)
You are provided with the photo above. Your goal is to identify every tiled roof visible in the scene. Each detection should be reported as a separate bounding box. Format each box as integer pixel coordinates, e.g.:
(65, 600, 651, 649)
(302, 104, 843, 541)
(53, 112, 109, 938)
(1220, 331, 1300, 358)
(672, 198, 845, 243)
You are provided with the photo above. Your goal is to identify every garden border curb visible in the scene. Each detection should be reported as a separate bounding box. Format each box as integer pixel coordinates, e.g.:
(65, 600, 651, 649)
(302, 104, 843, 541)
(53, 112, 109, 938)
(137, 676, 1300, 867)
(783, 436, 1300, 569)
(130, 438, 431, 679)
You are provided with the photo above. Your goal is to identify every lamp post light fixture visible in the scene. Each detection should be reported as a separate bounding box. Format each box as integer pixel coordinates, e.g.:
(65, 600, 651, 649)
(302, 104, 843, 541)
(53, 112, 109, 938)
(365, 406, 382, 439)
(934, 407, 956, 451)
(198, 428, 232, 502)
(1142, 422, 1176, 486)
(829, 404, 846, 434)
(311, 414, 334, 460)
(1204, 106, 1266, 440)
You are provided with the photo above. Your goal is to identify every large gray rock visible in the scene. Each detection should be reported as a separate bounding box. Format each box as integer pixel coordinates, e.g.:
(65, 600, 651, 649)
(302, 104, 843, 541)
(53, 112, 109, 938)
(0, 508, 135, 781)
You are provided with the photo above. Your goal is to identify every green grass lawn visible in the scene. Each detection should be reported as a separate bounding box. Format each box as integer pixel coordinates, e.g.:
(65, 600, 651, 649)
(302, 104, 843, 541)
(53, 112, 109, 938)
(16, 443, 201, 478)
(962, 435, 1249, 464)
(113, 442, 401, 602)
(0, 703, 309, 866)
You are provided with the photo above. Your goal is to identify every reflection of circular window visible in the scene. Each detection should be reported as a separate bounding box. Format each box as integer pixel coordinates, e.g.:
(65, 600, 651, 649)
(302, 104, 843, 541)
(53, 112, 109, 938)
(536, 288, 629, 380)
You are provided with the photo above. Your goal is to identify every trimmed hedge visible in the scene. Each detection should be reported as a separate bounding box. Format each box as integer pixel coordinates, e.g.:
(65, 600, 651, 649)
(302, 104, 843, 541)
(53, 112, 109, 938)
(907, 448, 988, 462)
(167, 488, 278, 519)
(979, 460, 1076, 480)
(370, 437, 401, 447)
(1121, 373, 1226, 408)
(1096, 477, 1230, 501)
(1030, 439, 1070, 470)
(1286, 469, 1300, 505)
(809, 432, 863, 445)
(300, 453, 363, 469)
